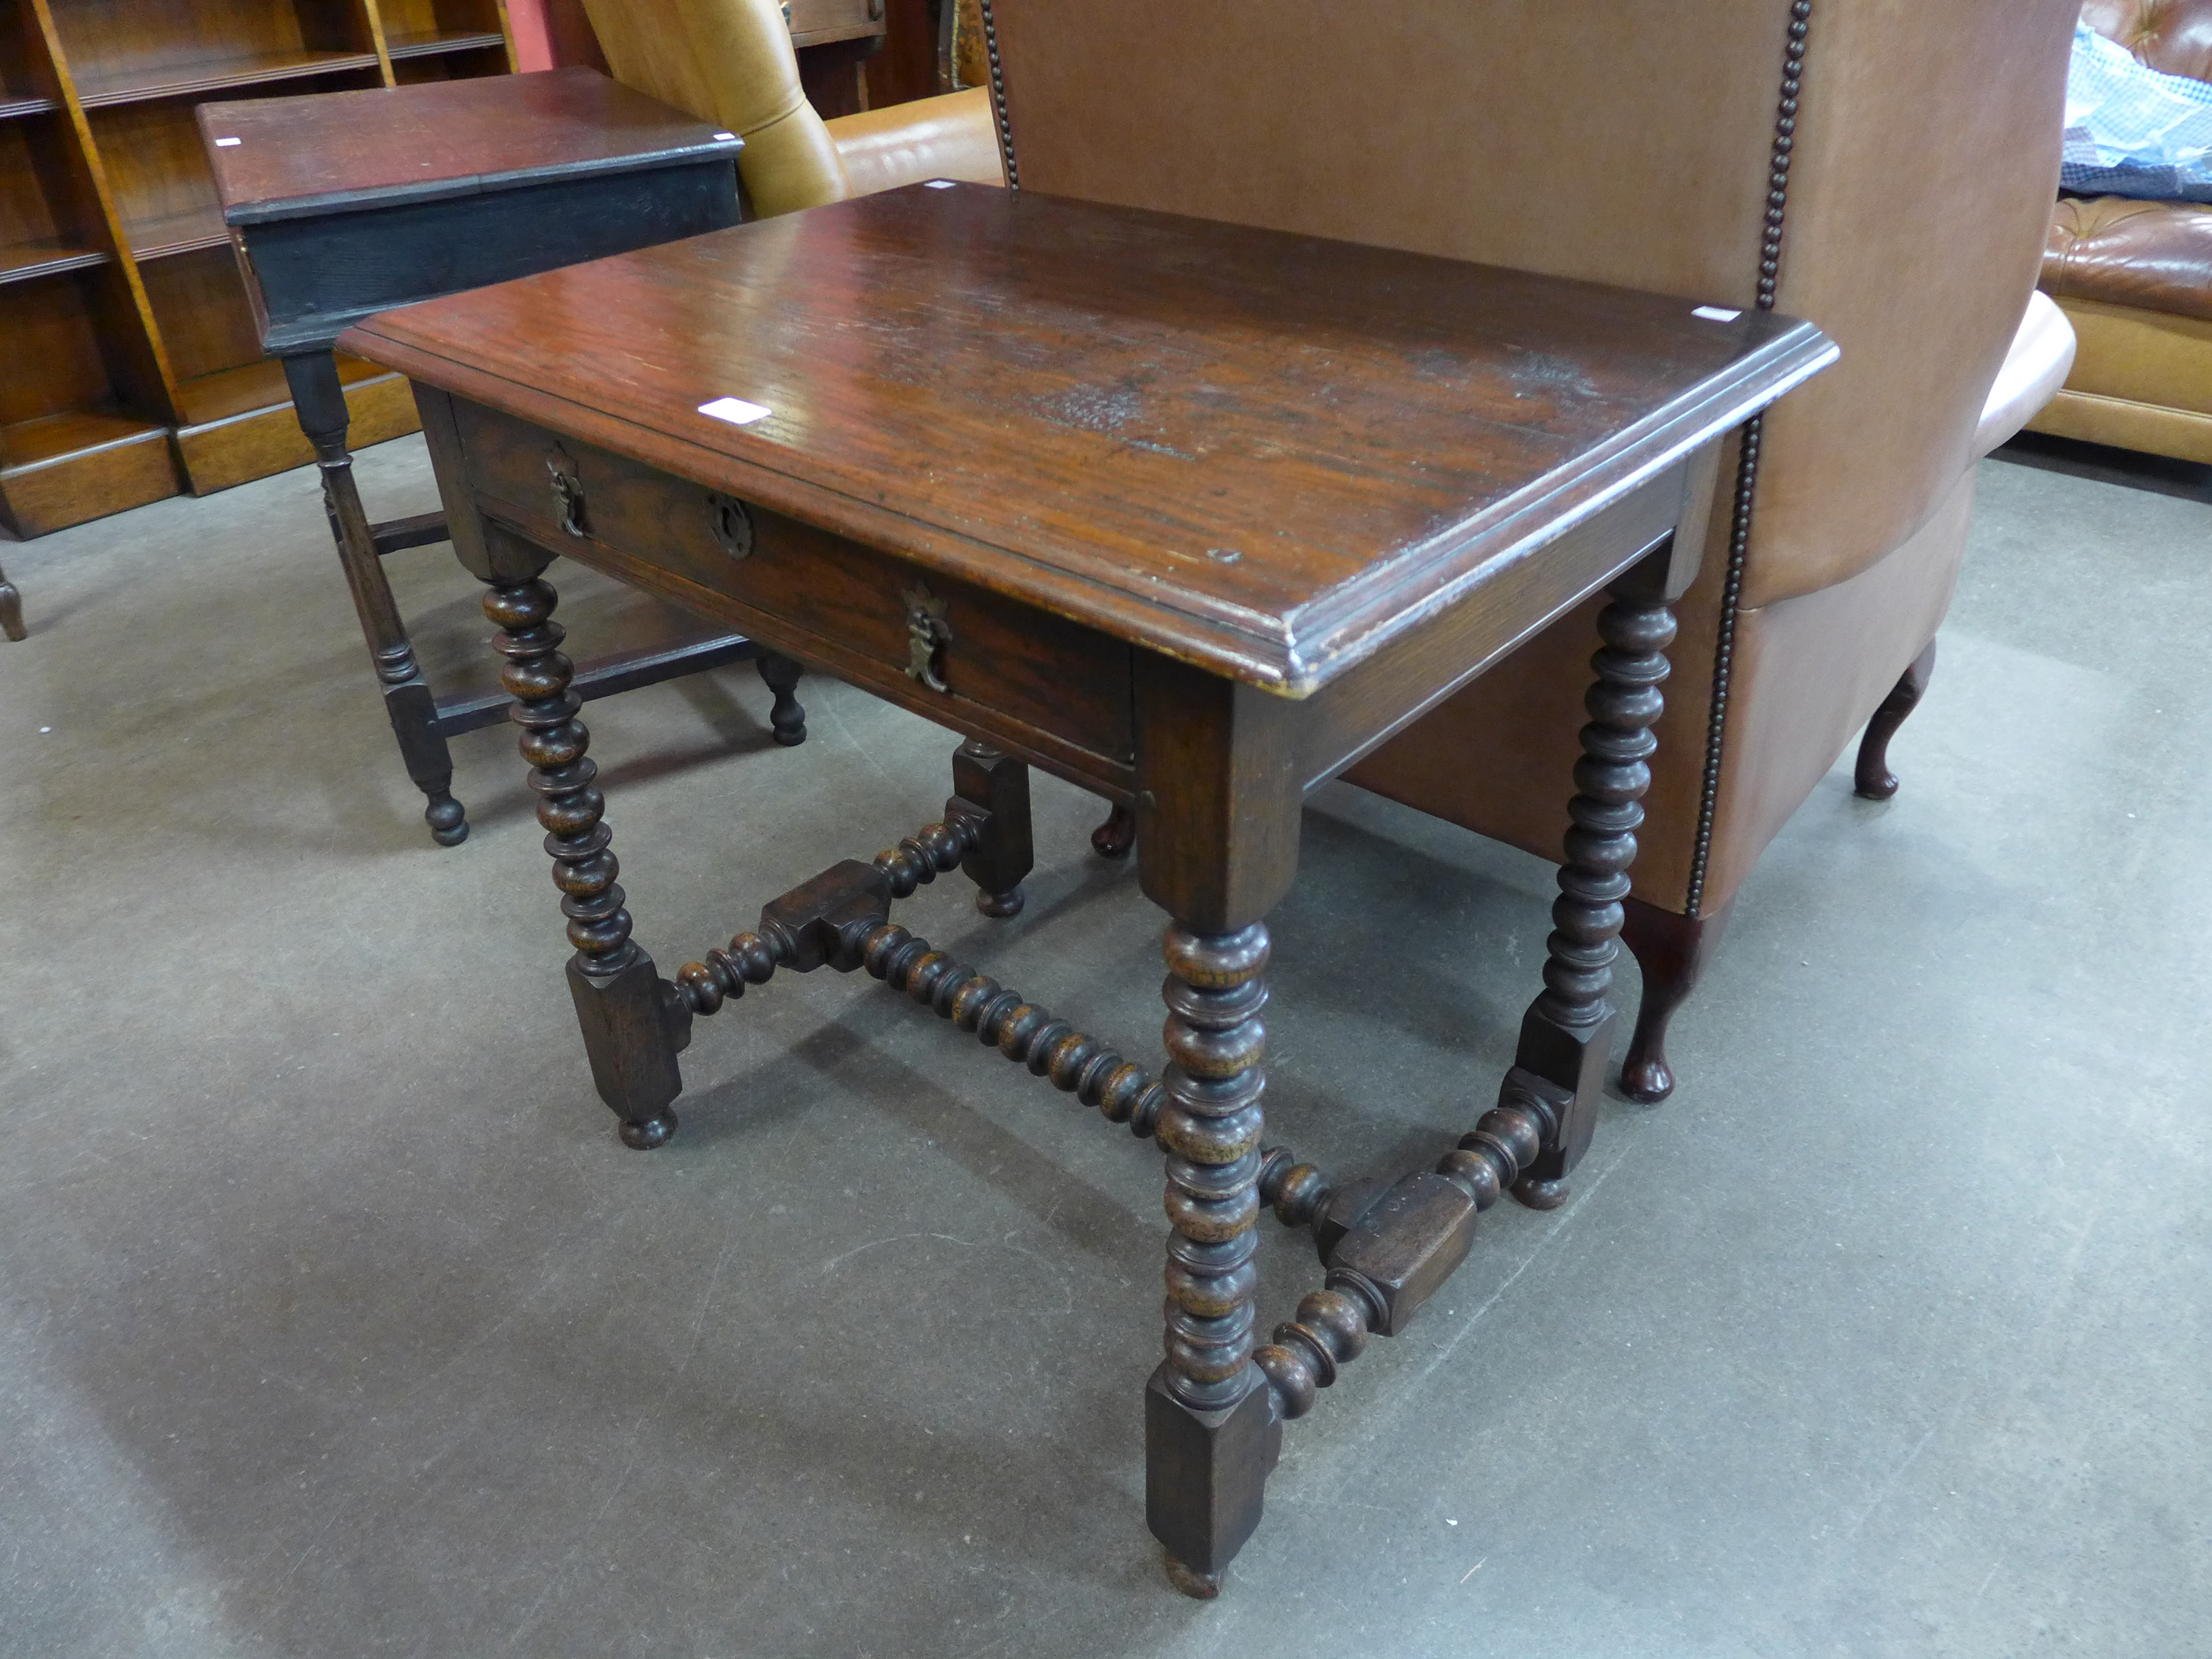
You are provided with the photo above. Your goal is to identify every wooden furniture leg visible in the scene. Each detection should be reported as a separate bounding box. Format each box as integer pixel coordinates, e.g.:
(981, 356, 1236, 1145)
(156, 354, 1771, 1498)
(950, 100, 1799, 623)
(757, 651, 808, 745)
(1618, 897, 1735, 1104)
(0, 560, 22, 642)
(1502, 569, 1679, 1207)
(1133, 656, 1303, 1598)
(1092, 801, 1136, 859)
(484, 569, 689, 1148)
(1855, 638, 1937, 800)
(1148, 919, 1277, 1599)
(947, 738, 1033, 916)
(283, 352, 468, 847)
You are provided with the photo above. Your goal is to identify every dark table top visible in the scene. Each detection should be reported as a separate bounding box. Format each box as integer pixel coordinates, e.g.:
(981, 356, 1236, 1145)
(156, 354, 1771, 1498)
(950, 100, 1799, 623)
(344, 183, 1832, 692)
(201, 67, 742, 226)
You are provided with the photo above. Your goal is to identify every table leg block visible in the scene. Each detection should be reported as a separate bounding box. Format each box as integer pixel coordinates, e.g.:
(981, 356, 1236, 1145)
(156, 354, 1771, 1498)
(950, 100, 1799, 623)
(1145, 1367, 1280, 1597)
(567, 954, 688, 1150)
(947, 739, 1033, 917)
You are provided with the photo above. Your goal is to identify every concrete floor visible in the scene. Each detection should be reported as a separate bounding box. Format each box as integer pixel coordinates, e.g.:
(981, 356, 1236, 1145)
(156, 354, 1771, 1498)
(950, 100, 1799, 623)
(1, 432, 2205, 1658)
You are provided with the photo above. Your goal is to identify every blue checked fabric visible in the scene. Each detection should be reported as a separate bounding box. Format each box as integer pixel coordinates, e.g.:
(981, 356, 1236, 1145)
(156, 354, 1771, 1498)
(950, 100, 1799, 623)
(2062, 22, 2212, 201)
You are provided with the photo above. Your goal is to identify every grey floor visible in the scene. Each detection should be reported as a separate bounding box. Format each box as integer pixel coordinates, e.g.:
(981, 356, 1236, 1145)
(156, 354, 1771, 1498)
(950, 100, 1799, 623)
(1, 432, 2205, 1658)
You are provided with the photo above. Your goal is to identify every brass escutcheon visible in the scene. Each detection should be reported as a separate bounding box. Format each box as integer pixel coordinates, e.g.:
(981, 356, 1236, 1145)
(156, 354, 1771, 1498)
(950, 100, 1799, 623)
(546, 444, 585, 538)
(706, 491, 754, 559)
(902, 582, 952, 693)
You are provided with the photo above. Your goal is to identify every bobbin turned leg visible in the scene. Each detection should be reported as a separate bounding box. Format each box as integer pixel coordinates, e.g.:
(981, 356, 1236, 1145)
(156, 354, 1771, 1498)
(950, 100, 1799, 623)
(283, 352, 465, 846)
(947, 738, 1033, 917)
(1506, 565, 1678, 1208)
(756, 650, 808, 746)
(1149, 920, 1276, 1599)
(483, 572, 689, 1148)
(1854, 639, 1936, 800)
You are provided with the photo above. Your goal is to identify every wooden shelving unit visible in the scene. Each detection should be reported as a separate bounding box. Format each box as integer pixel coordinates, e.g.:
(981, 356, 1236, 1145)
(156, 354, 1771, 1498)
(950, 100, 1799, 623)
(0, 0, 517, 538)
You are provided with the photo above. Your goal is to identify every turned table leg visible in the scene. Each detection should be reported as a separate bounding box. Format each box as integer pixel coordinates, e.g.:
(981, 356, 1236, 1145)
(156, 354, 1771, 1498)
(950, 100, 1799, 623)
(1148, 920, 1276, 1599)
(283, 352, 466, 846)
(1503, 574, 1677, 1208)
(483, 571, 689, 1148)
(756, 650, 808, 746)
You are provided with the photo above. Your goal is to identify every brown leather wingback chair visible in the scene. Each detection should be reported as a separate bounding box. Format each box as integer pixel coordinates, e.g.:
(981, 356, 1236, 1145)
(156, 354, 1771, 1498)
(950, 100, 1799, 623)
(985, 0, 2080, 1098)
(581, 0, 1005, 218)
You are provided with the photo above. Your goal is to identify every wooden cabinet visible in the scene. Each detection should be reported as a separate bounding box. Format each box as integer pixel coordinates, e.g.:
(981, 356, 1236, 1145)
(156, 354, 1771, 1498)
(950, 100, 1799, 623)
(0, 0, 516, 537)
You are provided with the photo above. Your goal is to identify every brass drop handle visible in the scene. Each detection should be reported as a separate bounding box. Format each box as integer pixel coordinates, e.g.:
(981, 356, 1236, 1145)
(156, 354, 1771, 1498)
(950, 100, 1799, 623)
(903, 581, 951, 694)
(546, 444, 585, 538)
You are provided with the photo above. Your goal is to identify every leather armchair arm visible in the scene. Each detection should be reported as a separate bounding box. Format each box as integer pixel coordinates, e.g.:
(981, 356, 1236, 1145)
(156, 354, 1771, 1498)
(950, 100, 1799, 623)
(826, 87, 1007, 197)
(1974, 289, 2077, 457)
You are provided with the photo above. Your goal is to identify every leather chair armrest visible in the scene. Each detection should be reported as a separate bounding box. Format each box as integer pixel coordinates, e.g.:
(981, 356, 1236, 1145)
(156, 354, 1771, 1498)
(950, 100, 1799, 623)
(1976, 289, 2077, 457)
(825, 87, 1006, 197)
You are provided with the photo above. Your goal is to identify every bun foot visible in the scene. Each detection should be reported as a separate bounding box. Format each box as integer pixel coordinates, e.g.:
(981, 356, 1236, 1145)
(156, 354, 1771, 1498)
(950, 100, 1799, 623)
(1092, 802, 1136, 859)
(425, 791, 469, 847)
(1512, 1175, 1570, 1210)
(1618, 1047, 1674, 1104)
(0, 575, 24, 642)
(1162, 1552, 1222, 1600)
(974, 885, 1025, 918)
(618, 1110, 678, 1150)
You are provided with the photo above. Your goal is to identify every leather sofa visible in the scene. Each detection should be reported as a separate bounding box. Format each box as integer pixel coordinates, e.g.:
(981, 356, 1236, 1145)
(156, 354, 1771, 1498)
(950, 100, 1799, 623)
(2029, 0, 2212, 462)
(580, 0, 1004, 218)
(986, 0, 2082, 1099)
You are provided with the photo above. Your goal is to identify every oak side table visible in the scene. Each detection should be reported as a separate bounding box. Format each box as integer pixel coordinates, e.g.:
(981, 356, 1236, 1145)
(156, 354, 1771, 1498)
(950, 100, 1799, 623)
(201, 67, 804, 847)
(343, 184, 1833, 1593)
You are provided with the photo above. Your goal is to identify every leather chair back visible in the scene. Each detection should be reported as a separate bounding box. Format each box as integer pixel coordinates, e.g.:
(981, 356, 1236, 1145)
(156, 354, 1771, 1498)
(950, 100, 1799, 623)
(582, 0, 852, 215)
(2082, 0, 2212, 78)
(985, 0, 2076, 610)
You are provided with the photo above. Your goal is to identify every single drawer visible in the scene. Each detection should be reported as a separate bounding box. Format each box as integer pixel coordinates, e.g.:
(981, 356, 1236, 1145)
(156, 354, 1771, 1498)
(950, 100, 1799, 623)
(456, 402, 1135, 770)
(785, 0, 885, 47)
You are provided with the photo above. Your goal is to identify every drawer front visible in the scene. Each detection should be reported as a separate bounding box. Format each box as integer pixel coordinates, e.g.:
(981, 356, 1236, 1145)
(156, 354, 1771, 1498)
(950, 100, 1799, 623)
(456, 403, 1134, 773)
(785, 0, 885, 45)
(244, 163, 740, 355)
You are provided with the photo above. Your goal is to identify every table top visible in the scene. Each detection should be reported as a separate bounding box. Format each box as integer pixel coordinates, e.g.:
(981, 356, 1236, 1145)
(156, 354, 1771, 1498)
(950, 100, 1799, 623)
(344, 184, 1832, 693)
(201, 68, 742, 227)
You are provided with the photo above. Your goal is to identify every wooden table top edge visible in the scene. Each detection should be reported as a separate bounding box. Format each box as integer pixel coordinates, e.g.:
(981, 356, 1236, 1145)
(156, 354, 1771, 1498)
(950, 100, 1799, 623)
(344, 320, 1324, 689)
(1282, 322, 1837, 679)
(210, 136, 747, 226)
(343, 294, 1834, 699)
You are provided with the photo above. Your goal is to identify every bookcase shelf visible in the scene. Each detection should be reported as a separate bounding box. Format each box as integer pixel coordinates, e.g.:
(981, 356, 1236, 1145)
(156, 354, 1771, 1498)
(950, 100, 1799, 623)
(385, 28, 506, 60)
(72, 48, 384, 107)
(0, 0, 518, 537)
(0, 233, 106, 280)
(122, 203, 228, 259)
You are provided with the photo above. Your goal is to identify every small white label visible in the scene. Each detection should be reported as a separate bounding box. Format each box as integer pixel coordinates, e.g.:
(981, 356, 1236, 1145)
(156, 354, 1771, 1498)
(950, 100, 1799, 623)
(924, 178, 957, 189)
(711, 130, 737, 142)
(214, 136, 241, 147)
(1692, 304, 1741, 322)
(699, 396, 771, 426)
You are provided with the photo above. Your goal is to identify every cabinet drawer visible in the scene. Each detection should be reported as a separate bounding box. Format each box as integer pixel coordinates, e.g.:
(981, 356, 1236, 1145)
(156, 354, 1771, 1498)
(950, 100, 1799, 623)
(784, 0, 884, 47)
(456, 403, 1134, 770)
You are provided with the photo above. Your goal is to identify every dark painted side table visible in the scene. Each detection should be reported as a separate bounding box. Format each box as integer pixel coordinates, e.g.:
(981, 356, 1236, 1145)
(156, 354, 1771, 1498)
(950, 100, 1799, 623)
(200, 67, 805, 846)
(344, 185, 1834, 1592)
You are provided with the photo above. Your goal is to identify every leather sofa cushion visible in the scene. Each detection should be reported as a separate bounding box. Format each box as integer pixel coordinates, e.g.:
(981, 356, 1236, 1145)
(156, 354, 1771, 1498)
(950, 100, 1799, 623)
(2043, 194, 2212, 320)
(2081, 0, 2212, 79)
